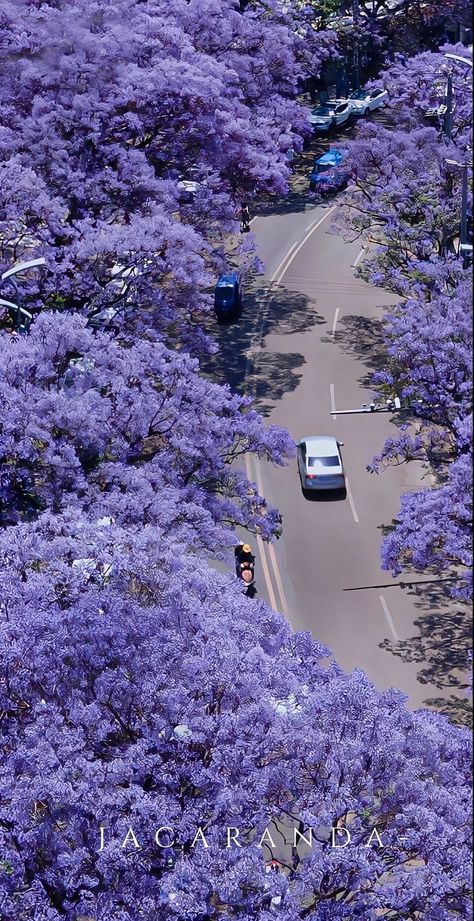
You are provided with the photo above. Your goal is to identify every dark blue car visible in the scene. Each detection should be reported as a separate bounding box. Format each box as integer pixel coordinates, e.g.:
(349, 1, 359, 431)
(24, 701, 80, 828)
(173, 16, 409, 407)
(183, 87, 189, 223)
(214, 273, 242, 320)
(309, 149, 349, 193)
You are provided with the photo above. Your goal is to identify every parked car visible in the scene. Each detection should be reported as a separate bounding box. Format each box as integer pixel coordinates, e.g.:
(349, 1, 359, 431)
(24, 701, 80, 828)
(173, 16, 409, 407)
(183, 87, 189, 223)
(309, 149, 349, 193)
(347, 88, 388, 115)
(214, 273, 242, 320)
(297, 435, 346, 495)
(307, 100, 352, 133)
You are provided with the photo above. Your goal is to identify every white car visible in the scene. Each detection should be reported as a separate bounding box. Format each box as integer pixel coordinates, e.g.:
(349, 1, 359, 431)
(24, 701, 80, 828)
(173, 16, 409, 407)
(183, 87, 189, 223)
(297, 435, 346, 494)
(348, 88, 388, 115)
(308, 100, 352, 133)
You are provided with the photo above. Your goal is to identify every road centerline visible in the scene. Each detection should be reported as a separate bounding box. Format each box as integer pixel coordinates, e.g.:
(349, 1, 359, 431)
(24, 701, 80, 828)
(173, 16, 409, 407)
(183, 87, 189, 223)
(244, 453, 278, 610)
(380, 594, 399, 641)
(331, 306, 340, 339)
(345, 476, 360, 524)
(274, 206, 337, 286)
(330, 382, 337, 420)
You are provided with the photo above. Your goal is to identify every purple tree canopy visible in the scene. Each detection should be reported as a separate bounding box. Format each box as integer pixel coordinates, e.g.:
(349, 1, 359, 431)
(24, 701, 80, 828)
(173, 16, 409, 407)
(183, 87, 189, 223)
(0, 0, 337, 346)
(0, 313, 293, 538)
(0, 508, 471, 920)
(337, 47, 472, 594)
(0, 7, 472, 919)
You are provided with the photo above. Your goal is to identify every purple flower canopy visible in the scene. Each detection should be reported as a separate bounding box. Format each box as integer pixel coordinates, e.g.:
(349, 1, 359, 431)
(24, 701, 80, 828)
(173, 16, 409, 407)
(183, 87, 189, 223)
(0, 1, 472, 918)
(338, 47, 472, 598)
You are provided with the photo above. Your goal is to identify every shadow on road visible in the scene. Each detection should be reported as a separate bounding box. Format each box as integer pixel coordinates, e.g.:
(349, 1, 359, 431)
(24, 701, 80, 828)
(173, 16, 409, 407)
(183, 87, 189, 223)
(380, 581, 472, 726)
(202, 283, 324, 413)
(254, 189, 310, 218)
(301, 489, 347, 502)
(325, 313, 390, 387)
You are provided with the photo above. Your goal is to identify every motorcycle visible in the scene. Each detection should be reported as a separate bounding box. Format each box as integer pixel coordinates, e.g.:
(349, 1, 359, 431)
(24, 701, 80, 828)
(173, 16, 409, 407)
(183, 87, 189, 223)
(235, 543, 257, 597)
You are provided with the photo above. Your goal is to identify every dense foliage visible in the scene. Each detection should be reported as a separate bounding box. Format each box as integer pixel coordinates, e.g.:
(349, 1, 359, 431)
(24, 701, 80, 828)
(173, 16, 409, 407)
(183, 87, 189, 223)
(338, 46, 473, 597)
(0, 3, 472, 919)
(0, 322, 471, 918)
(0, 0, 338, 347)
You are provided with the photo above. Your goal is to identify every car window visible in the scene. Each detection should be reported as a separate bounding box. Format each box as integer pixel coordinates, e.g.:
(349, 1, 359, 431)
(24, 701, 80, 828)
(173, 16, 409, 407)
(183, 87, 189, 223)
(308, 455, 340, 467)
(371, 90, 381, 98)
(336, 105, 347, 113)
(350, 90, 365, 100)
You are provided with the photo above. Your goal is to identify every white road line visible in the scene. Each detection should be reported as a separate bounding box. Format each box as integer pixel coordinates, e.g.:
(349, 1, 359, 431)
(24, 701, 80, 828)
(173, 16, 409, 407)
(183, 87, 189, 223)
(272, 240, 299, 285)
(345, 477, 359, 524)
(274, 207, 337, 285)
(380, 594, 399, 641)
(330, 382, 337, 419)
(268, 542, 289, 616)
(256, 534, 278, 611)
(244, 207, 337, 610)
(331, 306, 340, 339)
(252, 452, 288, 615)
(244, 454, 278, 611)
(352, 246, 366, 268)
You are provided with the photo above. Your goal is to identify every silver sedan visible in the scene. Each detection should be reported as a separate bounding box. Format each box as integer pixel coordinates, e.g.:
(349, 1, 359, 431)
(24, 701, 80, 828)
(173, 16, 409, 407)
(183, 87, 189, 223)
(297, 435, 346, 495)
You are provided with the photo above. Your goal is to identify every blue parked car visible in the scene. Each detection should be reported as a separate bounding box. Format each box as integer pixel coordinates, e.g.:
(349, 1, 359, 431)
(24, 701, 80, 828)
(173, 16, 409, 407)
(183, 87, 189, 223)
(309, 149, 349, 193)
(214, 273, 242, 320)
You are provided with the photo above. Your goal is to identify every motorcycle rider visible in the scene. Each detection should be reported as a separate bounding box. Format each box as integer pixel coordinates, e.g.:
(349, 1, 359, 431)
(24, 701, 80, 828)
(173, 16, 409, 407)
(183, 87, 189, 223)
(235, 542, 255, 566)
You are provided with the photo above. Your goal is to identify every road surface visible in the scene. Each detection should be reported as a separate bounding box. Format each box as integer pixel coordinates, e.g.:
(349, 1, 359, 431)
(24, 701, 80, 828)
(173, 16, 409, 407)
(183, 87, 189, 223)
(206, 184, 469, 720)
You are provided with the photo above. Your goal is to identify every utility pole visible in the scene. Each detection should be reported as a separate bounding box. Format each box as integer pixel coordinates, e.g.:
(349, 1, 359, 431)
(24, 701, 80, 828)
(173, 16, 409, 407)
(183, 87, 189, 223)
(460, 162, 468, 248)
(445, 159, 472, 264)
(444, 71, 453, 141)
(330, 397, 432, 417)
(352, 0, 360, 90)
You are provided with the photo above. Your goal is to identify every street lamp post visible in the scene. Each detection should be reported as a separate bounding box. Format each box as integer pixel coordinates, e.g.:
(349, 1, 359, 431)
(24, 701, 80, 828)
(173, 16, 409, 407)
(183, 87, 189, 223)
(444, 71, 453, 141)
(0, 258, 46, 333)
(442, 53, 472, 143)
(444, 52, 472, 141)
(445, 159, 471, 261)
(330, 397, 430, 416)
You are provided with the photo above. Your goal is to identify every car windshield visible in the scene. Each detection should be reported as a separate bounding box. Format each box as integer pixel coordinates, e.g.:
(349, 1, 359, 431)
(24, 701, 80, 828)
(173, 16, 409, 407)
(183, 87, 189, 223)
(308, 455, 340, 467)
(350, 90, 366, 100)
(317, 163, 333, 173)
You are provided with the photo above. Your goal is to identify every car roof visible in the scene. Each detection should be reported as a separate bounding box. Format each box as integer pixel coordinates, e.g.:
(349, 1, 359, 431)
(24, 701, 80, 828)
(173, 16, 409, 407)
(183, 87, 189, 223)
(301, 435, 340, 456)
(216, 273, 238, 287)
(316, 150, 343, 166)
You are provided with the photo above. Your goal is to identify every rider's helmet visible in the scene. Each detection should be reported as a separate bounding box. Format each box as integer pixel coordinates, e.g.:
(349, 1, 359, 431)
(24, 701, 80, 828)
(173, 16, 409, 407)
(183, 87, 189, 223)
(242, 543, 252, 553)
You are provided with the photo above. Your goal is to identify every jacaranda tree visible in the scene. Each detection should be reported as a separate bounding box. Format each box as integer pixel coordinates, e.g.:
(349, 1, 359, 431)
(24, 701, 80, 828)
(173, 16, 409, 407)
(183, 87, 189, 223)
(337, 45, 473, 596)
(0, 5, 472, 919)
(1, 495, 471, 920)
(0, 0, 337, 348)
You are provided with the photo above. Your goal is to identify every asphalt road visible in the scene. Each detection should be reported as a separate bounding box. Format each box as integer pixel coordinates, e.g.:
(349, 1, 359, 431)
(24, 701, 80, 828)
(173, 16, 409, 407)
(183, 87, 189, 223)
(206, 135, 470, 721)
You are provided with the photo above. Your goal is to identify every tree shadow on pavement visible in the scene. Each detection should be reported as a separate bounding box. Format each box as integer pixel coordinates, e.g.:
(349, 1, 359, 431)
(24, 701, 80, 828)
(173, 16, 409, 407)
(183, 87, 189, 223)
(202, 283, 324, 408)
(253, 190, 311, 218)
(250, 351, 306, 417)
(380, 581, 472, 726)
(327, 313, 390, 387)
